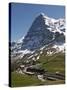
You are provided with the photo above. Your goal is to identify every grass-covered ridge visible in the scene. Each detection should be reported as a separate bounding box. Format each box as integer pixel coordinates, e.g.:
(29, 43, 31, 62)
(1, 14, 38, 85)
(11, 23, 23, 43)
(38, 53, 65, 73)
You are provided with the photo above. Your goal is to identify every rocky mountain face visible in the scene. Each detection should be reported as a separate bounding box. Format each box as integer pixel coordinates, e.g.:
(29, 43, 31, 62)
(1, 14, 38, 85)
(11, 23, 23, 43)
(11, 13, 65, 61)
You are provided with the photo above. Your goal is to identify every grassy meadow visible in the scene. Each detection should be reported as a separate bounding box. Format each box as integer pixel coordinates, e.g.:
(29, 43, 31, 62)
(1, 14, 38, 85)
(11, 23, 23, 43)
(11, 53, 65, 87)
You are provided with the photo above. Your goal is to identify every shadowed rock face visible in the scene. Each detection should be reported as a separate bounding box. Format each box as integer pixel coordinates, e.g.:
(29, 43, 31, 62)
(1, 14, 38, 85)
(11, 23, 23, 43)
(21, 13, 65, 50)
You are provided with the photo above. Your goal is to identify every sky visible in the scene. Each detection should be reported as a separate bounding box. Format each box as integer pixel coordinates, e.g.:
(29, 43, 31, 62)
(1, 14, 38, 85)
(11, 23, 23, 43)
(10, 3, 65, 42)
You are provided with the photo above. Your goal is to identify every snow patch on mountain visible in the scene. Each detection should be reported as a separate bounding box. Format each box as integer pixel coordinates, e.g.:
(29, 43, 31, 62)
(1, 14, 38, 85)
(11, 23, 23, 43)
(47, 51, 54, 56)
(53, 43, 65, 52)
(17, 36, 24, 44)
(37, 56, 40, 60)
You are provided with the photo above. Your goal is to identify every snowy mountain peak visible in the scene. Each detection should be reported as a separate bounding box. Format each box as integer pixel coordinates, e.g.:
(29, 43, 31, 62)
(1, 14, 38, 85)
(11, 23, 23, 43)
(37, 13, 50, 21)
(21, 13, 65, 50)
(40, 12, 45, 16)
(39, 13, 47, 18)
(11, 13, 65, 57)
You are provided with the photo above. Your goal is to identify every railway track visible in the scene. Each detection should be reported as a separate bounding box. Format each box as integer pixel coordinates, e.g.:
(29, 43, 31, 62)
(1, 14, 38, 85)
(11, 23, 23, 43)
(43, 72, 65, 81)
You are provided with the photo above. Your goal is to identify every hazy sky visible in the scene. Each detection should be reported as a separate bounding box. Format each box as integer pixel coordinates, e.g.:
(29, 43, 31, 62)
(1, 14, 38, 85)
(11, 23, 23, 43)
(10, 3, 65, 42)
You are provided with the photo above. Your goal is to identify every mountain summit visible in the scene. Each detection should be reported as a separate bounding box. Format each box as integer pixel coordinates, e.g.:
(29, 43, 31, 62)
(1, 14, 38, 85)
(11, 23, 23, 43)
(21, 13, 65, 50)
(11, 13, 65, 57)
